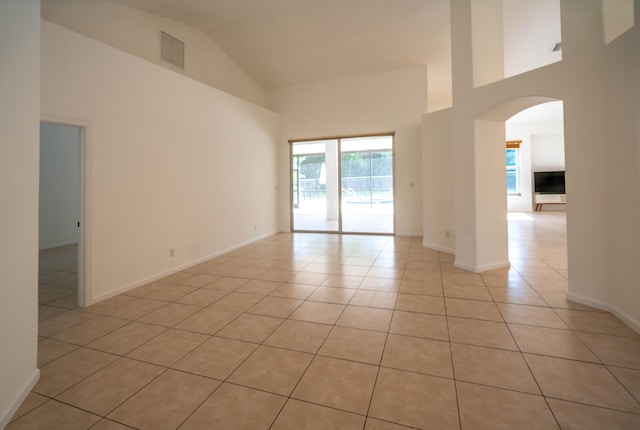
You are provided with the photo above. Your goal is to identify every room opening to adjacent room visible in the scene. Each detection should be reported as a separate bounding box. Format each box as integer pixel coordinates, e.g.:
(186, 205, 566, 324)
(290, 133, 394, 234)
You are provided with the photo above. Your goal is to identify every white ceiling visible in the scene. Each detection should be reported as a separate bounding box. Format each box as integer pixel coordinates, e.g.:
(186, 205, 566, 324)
(507, 101, 564, 124)
(112, 0, 451, 89)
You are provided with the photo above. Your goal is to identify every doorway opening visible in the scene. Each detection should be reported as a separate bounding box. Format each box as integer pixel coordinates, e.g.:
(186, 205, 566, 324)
(38, 121, 87, 309)
(290, 133, 394, 234)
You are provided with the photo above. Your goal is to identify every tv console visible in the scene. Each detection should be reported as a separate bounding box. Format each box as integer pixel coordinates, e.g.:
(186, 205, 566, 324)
(534, 193, 566, 211)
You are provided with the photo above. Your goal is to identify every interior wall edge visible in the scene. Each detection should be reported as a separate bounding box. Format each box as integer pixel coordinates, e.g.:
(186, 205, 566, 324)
(566, 292, 640, 334)
(0, 369, 40, 429)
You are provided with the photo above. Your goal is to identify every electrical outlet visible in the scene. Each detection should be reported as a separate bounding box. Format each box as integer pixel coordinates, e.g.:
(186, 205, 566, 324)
(254, 224, 257, 230)
(445, 230, 451, 238)
(169, 248, 174, 257)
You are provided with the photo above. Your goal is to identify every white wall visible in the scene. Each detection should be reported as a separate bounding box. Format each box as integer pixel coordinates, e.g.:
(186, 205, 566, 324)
(0, 1, 40, 427)
(422, 108, 454, 251)
(41, 20, 280, 303)
(42, 0, 266, 107)
(503, 0, 562, 78)
(267, 67, 427, 236)
(602, 28, 640, 333)
(423, 0, 639, 331)
(39, 123, 80, 249)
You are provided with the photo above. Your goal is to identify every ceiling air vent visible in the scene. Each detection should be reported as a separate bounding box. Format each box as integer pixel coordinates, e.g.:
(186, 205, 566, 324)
(160, 31, 184, 68)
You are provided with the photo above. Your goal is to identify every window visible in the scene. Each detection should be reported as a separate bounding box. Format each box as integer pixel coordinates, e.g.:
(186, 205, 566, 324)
(506, 140, 521, 195)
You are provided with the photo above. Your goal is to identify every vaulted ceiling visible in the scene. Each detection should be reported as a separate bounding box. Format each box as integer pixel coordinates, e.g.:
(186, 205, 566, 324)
(111, 0, 451, 89)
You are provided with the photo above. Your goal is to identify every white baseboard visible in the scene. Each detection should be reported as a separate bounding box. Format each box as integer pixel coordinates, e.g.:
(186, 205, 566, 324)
(90, 232, 277, 305)
(454, 260, 510, 273)
(566, 292, 640, 334)
(422, 241, 454, 254)
(0, 368, 40, 428)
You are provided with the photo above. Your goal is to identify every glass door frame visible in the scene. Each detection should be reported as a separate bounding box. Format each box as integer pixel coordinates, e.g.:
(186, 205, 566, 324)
(289, 131, 396, 236)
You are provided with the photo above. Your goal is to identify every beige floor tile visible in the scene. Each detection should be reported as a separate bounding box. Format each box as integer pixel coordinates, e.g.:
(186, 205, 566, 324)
(364, 418, 415, 430)
(210, 292, 265, 312)
(395, 293, 445, 315)
(364, 268, 404, 281)
(205, 276, 250, 291)
(143, 284, 199, 302)
(6, 400, 100, 430)
(38, 304, 68, 321)
(126, 328, 208, 366)
(445, 298, 503, 322)
(390, 311, 449, 341)
(86, 321, 166, 355)
(337, 306, 393, 332)
(443, 285, 492, 301)
(175, 273, 220, 287)
(269, 283, 317, 299)
(174, 307, 240, 335)
(216, 313, 283, 343)
(97, 297, 168, 320)
(264, 320, 332, 353)
(293, 356, 378, 414)
(38, 310, 98, 337)
(57, 357, 164, 415)
(173, 336, 257, 379)
(137, 302, 202, 327)
(451, 344, 540, 394)
(319, 326, 387, 364)
(481, 273, 530, 288)
(457, 382, 558, 430)
(34, 348, 118, 397)
(107, 369, 219, 430)
(272, 399, 366, 430)
(174, 288, 228, 306)
(609, 366, 640, 400)
(288, 272, 329, 285)
(307, 286, 356, 304)
(548, 398, 640, 430)
(50, 315, 128, 345)
(359, 276, 401, 291)
(228, 345, 312, 395)
(442, 272, 485, 286)
(349, 290, 398, 309)
(382, 334, 453, 378)
(488, 287, 546, 306)
(289, 301, 345, 325)
(8, 392, 48, 423)
(179, 383, 286, 430)
(89, 418, 133, 430)
(509, 324, 599, 362)
(255, 269, 297, 282)
(246, 296, 303, 318)
(321, 274, 365, 288)
(369, 367, 459, 430)
(399, 280, 443, 296)
(37, 337, 79, 367)
(402, 269, 442, 283)
(524, 354, 640, 412)
(448, 317, 518, 350)
(496, 303, 568, 329)
(236, 279, 282, 295)
(554, 309, 639, 337)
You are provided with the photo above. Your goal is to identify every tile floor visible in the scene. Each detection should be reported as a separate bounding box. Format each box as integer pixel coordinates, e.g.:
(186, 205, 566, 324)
(9, 212, 640, 429)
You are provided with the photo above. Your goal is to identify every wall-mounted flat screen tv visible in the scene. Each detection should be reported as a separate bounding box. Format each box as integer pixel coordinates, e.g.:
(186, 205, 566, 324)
(534, 171, 565, 194)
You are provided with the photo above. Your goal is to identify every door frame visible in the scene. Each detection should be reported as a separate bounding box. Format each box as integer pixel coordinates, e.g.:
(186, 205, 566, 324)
(40, 114, 92, 307)
(289, 131, 396, 235)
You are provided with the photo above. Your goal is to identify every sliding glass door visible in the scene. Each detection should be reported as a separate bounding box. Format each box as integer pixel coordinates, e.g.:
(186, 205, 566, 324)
(291, 139, 340, 232)
(291, 134, 394, 234)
